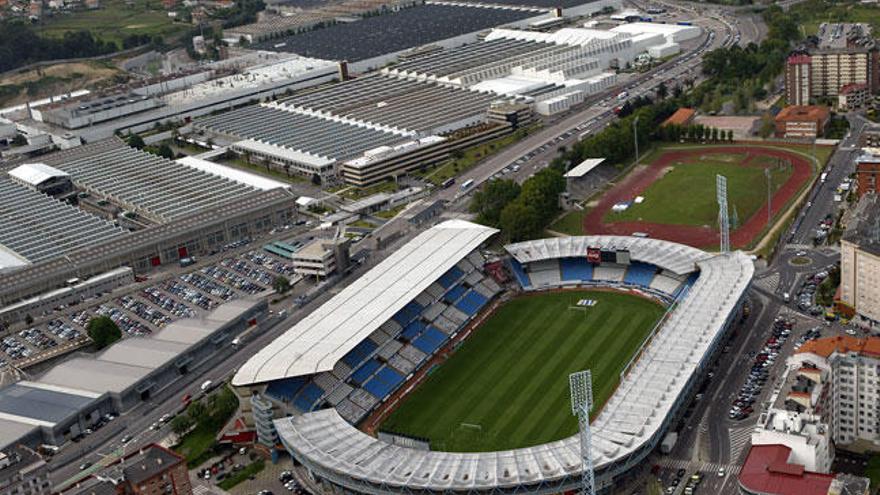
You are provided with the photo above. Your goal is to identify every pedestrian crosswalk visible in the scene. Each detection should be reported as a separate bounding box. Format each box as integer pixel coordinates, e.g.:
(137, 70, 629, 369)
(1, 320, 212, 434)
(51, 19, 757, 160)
(658, 457, 740, 475)
(753, 272, 780, 293)
(728, 426, 753, 463)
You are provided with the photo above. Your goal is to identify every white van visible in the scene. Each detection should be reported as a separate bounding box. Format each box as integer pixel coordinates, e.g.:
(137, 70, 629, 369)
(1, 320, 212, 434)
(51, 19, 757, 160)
(200, 380, 212, 392)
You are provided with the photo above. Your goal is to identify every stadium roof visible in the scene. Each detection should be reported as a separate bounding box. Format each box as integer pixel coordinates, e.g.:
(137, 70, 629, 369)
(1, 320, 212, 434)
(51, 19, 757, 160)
(505, 235, 709, 275)
(233, 220, 498, 386)
(564, 158, 605, 178)
(274, 236, 754, 491)
(7, 163, 69, 187)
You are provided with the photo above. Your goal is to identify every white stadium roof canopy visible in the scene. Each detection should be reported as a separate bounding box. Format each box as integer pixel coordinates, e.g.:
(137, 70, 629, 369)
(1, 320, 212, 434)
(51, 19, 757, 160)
(232, 219, 498, 386)
(564, 158, 605, 178)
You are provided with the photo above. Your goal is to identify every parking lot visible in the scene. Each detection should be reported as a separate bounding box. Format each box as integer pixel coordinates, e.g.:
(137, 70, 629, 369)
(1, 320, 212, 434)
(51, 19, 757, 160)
(0, 245, 299, 370)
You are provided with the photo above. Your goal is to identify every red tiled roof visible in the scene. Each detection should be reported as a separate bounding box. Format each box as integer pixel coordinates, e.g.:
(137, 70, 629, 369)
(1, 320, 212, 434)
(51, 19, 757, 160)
(840, 83, 867, 95)
(797, 335, 880, 358)
(662, 108, 695, 126)
(775, 105, 830, 123)
(738, 445, 833, 495)
(788, 54, 811, 64)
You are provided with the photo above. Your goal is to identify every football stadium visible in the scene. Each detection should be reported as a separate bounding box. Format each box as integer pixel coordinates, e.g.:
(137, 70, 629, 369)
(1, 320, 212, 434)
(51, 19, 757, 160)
(233, 220, 754, 493)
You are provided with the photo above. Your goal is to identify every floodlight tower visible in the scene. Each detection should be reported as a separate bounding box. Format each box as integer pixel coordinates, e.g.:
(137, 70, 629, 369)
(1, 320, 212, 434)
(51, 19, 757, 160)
(716, 174, 730, 253)
(570, 370, 596, 495)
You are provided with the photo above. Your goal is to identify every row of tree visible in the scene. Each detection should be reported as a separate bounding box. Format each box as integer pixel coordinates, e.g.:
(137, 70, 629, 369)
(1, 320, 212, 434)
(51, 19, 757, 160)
(657, 124, 734, 143)
(0, 22, 164, 73)
(171, 386, 239, 437)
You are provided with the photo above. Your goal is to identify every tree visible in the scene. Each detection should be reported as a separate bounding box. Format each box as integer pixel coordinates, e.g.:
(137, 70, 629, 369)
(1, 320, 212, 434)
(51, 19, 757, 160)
(186, 400, 208, 422)
(273, 275, 292, 294)
(24, 314, 33, 326)
(127, 133, 145, 149)
(11, 134, 26, 146)
(171, 414, 194, 436)
(469, 179, 521, 227)
(711, 127, 719, 143)
(727, 129, 734, 142)
(156, 143, 174, 159)
(311, 173, 322, 186)
(86, 316, 122, 350)
(499, 201, 542, 242)
(656, 81, 668, 100)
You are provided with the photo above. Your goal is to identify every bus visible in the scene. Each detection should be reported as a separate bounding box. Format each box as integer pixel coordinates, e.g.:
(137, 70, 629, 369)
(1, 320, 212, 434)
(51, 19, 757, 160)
(579, 130, 592, 141)
(461, 179, 475, 190)
(441, 178, 456, 189)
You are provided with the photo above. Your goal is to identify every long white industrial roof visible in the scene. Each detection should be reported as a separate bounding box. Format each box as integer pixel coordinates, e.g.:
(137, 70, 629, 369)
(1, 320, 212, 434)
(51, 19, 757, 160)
(176, 156, 290, 191)
(274, 236, 754, 492)
(8, 162, 69, 187)
(232, 220, 498, 386)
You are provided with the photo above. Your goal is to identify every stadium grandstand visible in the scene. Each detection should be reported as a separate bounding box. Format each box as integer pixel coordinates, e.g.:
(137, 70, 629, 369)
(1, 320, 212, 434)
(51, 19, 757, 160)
(235, 227, 753, 493)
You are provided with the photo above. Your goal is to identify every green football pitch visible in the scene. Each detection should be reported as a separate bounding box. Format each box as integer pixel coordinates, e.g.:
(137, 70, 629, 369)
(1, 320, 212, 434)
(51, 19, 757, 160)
(607, 152, 793, 227)
(378, 290, 665, 452)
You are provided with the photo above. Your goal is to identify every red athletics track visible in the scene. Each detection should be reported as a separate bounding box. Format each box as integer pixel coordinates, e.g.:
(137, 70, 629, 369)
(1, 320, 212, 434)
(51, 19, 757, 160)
(582, 146, 814, 249)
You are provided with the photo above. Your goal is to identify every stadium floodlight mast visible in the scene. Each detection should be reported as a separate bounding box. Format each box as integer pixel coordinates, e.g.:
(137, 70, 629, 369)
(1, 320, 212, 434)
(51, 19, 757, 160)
(570, 370, 596, 495)
(716, 174, 730, 253)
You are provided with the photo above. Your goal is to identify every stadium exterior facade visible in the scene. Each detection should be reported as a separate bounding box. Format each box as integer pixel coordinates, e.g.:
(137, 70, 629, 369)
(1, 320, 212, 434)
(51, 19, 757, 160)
(236, 227, 753, 493)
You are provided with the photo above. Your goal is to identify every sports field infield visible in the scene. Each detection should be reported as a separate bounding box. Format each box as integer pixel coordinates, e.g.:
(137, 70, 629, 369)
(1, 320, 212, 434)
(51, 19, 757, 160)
(378, 290, 665, 452)
(606, 152, 792, 227)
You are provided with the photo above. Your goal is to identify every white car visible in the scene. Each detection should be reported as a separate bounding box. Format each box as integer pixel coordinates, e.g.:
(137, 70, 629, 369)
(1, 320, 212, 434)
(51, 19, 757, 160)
(718, 467, 726, 477)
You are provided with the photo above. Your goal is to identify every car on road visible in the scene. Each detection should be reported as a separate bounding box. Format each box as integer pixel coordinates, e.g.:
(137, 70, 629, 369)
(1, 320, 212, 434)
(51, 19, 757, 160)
(718, 467, 726, 477)
(121, 434, 133, 443)
(79, 462, 92, 471)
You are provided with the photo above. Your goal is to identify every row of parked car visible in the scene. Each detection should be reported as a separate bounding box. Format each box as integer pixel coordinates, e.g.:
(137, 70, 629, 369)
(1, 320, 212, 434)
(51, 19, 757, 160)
(730, 318, 792, 420)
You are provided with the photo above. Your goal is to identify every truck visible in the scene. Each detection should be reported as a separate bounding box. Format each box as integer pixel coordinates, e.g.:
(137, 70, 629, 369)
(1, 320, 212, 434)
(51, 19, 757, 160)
(660, 432, 678, 454)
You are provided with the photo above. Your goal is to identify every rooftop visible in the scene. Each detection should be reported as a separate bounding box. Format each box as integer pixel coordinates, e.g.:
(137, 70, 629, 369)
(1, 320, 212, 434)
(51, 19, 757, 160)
(775, 105, 831, 122)
(738, 444, 833, 495)
(662, 108, 696, 126)
(233, 220, 498, 385)
(7, 162, 69, 187)
(122, 444, 184, 485)
(843, 193, 880, 255)
(564, 158, 605, 178)
(796, 335, 880, 359)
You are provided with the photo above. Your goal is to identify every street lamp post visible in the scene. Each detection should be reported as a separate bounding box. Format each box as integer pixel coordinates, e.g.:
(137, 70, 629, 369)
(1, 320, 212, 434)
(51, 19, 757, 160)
(633, 116, 640, 164)
(765, 167, 771, 228)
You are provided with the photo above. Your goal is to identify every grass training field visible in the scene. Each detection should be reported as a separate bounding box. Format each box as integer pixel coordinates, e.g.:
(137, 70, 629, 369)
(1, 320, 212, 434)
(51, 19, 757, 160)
(379, 290, 665, 452)
(607, 152, 792, 227)
(38, 0, 189, 46)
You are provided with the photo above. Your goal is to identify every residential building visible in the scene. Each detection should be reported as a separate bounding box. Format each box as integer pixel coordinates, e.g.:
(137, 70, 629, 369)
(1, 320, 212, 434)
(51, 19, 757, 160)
(774, 105, 830, 139)
(841, 194, 880, 322)
(120, 444, 191, 495)
(855, 152, 880, 198)
(0, 446, 50, 495)
(738, 444, 869, 495)
(784, 24, 880, 104)
(790, 335, 880, 448)
(839, 83, 870, 110)
(786, 53, 812, 106)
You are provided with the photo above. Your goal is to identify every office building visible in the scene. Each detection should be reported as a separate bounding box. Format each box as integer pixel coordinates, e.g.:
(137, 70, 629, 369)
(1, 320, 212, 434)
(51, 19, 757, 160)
(774, 105, 830, 139)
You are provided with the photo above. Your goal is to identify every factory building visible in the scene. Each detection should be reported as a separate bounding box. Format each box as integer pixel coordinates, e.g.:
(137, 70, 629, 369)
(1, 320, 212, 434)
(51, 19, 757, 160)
(0, 299, 267, 450)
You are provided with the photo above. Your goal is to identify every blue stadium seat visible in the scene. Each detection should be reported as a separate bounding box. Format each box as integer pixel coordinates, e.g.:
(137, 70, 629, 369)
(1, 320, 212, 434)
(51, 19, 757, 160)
(560, 257, 593, 282)
(444, 284, 467, 304)
(401, 321, 426, 340)
(412, 327, 448, 354)
(293, 383, 324, 412)
(363, 367, 405, 399)
(437, 266, 464, 289)
(351, 359, 381, 385)
(624, 262, 657, 287)
(509, 259, 531, 288)
(341, 339, 378, 368)
(455, 290, 488, 316)
(265, 376, 308, 402)
(392, 301, 424, 326)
